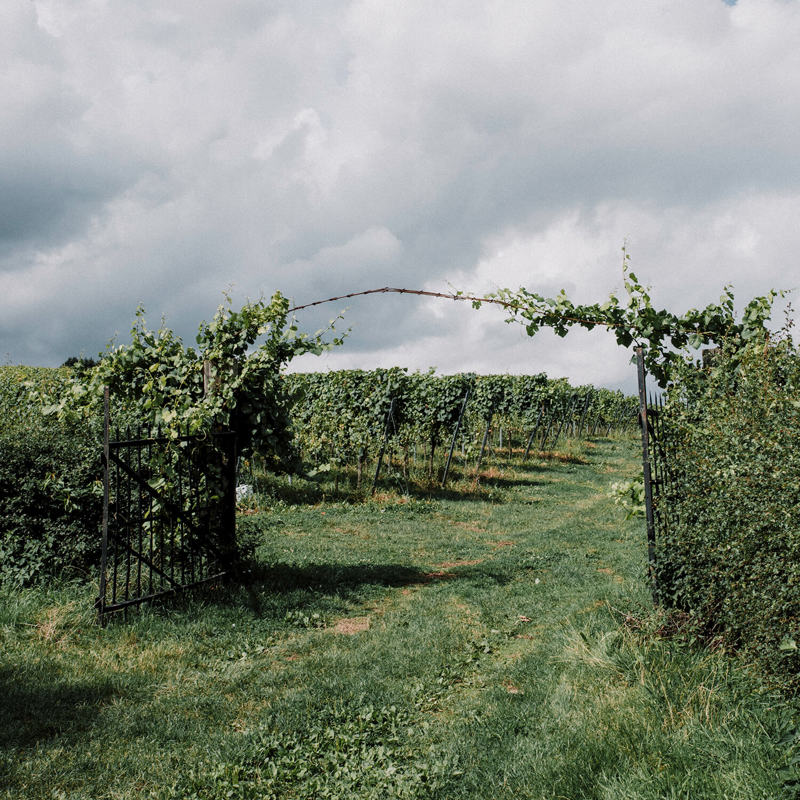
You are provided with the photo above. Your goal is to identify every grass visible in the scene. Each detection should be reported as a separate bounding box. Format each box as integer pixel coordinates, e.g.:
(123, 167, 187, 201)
(1, 437, 797, 799)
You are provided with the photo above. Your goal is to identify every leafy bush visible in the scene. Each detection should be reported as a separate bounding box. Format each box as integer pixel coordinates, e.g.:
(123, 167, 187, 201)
(610, 476, 645, 519)
(655, 336, 800, 691)
(0, 367, 103, 584)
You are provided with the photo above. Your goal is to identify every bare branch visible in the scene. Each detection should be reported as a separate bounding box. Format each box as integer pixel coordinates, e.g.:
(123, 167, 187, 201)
(286, 286, 514, 313)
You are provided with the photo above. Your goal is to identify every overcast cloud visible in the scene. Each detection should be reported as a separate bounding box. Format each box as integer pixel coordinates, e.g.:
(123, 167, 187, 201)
(2, 0, 799, 391)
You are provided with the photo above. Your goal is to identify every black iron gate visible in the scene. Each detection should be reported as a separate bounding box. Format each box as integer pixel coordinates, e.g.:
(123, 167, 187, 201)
(97, 388, 237, 622)
(636, 347, 676, 603)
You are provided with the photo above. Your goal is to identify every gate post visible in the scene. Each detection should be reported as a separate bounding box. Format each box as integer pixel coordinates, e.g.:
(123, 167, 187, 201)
(636, 347, 658, 602)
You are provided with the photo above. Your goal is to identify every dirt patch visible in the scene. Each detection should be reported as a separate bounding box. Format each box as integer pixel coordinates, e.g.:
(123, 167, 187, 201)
(450, 520, 488, 533)
(333, 616, 371, 635)
(540, 450, 588, 464)
(596, 567, 624, 583)
(421, 570, 458, 582)
(436, 559, 483, 568)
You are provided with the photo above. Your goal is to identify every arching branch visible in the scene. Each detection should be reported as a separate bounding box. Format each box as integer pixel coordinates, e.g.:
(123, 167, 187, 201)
(287, 286, 512, 313)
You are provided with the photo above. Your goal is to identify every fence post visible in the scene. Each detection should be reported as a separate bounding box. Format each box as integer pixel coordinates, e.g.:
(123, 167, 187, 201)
(523, 406, 543, 461)
(476, 412, 493, 472)
(441, 387, 471, 489)
(577, 393, 591, 436)
(636, 347, 658, 602)
(371, 397, 397, 495)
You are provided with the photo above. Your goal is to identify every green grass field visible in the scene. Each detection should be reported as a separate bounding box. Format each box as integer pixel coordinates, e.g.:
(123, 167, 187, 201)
(1, 437, 795, 799)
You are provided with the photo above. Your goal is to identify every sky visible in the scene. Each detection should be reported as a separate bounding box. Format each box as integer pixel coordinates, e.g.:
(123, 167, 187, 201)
(2, 0, 799, 392)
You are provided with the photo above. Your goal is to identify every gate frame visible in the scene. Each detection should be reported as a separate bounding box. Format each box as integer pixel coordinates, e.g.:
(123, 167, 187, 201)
(97, 387, 237, 623)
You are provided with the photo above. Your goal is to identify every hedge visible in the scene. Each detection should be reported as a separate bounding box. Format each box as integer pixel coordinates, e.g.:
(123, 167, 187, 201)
(0, 367, 102, 584)
(656, 338, 800, 692)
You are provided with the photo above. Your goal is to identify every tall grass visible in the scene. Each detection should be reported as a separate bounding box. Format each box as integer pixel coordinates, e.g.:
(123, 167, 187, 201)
(1, 438, 796, 799)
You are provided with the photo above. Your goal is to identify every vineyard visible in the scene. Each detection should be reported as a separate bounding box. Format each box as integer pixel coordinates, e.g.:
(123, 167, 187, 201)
(283, 370, 636, 492)
(3, 280, 800, 797)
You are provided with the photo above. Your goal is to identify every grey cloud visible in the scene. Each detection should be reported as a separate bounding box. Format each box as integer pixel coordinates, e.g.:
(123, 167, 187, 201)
(2, 0, 799, 380)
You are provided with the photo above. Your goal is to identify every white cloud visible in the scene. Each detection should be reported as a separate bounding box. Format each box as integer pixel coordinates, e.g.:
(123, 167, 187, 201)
(1, 0, 799, 389)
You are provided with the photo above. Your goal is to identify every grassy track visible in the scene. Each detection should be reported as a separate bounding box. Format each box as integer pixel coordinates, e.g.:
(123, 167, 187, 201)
(0, 438, 794, 799)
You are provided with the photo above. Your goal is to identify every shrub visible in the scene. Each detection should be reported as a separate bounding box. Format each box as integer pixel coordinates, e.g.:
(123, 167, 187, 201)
(0, 367, 102, 584)
(655, 336, 800, 691)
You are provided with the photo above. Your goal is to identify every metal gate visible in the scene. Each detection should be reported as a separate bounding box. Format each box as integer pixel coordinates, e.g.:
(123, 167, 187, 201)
(97, 389, 237, 622)
(636, 347, 676, 602)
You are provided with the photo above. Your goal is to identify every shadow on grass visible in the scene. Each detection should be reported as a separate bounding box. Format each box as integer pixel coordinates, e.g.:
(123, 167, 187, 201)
(254, 468, 554, 506)
(0, 664, 119, 750)
(243, 560, 517, 596)
(134, 559, 520, 621)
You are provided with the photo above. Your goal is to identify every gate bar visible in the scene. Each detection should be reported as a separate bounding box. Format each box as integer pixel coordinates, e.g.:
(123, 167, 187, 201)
(636, 347, 658, 602)
(97, 386, 111, 623)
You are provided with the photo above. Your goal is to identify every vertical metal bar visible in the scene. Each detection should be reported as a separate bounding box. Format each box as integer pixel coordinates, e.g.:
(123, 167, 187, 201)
(540, 410, 554, 450)
(227, 432, 238, 569)
(188, 434, 196, 584)
(552, 400, 569, 446)
(178, 432, 185, 586)
(111, 428, 120, 606)
(124, 431, 133, 604)
(523, 429, 535, 460)
(441, 387, 470, 488)
(636, 346, 658, 602)
(97, 387, 111, 624)
(578, 394, 591, 436)
(523, 407, 544, 461)
(136, 433, 143, 598)
(476, 414, 493, 472)
(371, 397, 397, 495)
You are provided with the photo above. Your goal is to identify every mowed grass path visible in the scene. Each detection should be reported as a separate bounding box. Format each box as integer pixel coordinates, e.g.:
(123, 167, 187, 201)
(1, 439, 792, 799)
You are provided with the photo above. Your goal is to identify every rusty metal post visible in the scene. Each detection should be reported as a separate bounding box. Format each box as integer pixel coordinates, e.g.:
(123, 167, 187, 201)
(523, 406, 543, 461)
(476, 413, 493, 472)
(441, 387, 470, 488)
(636, 347, 658, 602)
(371, 397, 397, 495)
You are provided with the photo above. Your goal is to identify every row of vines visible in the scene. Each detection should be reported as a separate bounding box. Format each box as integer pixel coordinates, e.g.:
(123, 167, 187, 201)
(283, 369, 637, 487)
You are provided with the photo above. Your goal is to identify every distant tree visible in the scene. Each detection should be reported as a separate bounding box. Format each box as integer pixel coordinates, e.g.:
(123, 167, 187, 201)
(61, 356, 99, 369)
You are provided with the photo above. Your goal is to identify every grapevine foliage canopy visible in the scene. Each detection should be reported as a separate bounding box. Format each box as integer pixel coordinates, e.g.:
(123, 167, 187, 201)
(50, 291, 344, 461)
(474, 250, 782, 387)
